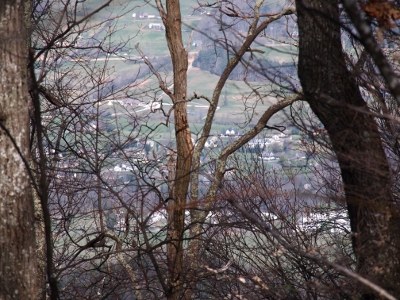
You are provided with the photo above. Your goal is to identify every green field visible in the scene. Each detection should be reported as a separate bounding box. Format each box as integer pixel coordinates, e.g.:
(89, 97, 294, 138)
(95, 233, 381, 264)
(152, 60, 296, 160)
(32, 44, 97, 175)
(66, 0, 298, 138)
(93, 62, 292, 139)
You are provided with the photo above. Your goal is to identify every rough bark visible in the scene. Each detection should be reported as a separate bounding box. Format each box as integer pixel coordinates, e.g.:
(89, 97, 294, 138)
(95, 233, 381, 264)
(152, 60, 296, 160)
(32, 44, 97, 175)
(34, 191, 46, 300)
(296, 0, 400, 297)
(157, 1, 193, 299)
(0, 0, 38, 298)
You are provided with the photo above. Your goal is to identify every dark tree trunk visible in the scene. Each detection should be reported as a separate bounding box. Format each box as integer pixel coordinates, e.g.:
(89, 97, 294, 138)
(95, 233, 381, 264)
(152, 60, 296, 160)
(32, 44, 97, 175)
(296, 0, 400, 297)
(0, 0, 38, 298)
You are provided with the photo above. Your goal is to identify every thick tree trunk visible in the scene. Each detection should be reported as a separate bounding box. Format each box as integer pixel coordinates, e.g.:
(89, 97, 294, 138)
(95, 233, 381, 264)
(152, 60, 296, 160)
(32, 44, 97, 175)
(296, 0, 400, 297)
(0, 0, 38, 299)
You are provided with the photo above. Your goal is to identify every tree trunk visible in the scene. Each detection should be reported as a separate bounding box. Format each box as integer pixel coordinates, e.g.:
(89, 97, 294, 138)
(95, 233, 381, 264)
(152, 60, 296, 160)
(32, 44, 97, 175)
(158, 0, 193, 299)
(34, 191, 46, 300)
(0, 0, 38, 298)
(296, 0, 400, 297)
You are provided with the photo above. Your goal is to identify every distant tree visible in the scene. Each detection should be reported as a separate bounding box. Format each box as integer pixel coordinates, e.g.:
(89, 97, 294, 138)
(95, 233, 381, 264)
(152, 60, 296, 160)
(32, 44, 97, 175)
(279, 154, 288, 165)
(269, 142, 283, 153)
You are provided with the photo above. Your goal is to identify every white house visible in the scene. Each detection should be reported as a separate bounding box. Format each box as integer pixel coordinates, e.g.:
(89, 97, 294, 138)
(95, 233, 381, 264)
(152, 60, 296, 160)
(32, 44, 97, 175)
(148, 23, 165, 30)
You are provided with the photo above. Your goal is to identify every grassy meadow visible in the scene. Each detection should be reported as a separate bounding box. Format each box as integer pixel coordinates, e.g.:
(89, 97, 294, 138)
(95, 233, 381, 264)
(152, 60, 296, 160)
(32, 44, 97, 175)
(74, 0, 297, 137)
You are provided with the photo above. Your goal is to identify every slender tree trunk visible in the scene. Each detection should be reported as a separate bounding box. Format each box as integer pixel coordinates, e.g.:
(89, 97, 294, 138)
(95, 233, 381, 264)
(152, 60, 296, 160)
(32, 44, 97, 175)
(296, 0, 400, 297)
(157, 1, 193, 298)
(0, 0, 38, 298)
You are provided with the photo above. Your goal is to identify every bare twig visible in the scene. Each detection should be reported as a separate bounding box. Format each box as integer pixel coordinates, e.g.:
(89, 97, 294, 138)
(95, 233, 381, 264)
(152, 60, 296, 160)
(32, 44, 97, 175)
(229, 199, 397, 300)
(342, 0, 400, 106)
(201, 260, 232, 274)
(135, 43, 175, 101)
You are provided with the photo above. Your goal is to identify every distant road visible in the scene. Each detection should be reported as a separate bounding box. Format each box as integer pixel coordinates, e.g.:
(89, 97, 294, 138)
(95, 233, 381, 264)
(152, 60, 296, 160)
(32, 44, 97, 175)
(72, 55, 142, 62)
(109, 56, 208, 116)
(73, 51, 198, 63)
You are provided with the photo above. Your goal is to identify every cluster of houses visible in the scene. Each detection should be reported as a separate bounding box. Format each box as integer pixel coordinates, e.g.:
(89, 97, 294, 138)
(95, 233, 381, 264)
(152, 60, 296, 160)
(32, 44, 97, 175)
(200, 130, 289, 150)
(298, 211, 350, 232)
(248, 134, 286, 149)
(132, 12, 164, 30)
(132, 12, 161, 19)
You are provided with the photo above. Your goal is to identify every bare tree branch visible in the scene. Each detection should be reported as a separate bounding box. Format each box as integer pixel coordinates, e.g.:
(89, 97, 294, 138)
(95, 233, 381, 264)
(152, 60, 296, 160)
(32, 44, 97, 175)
(229, 200, 397, 300)
(342, 0, 400, 106)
